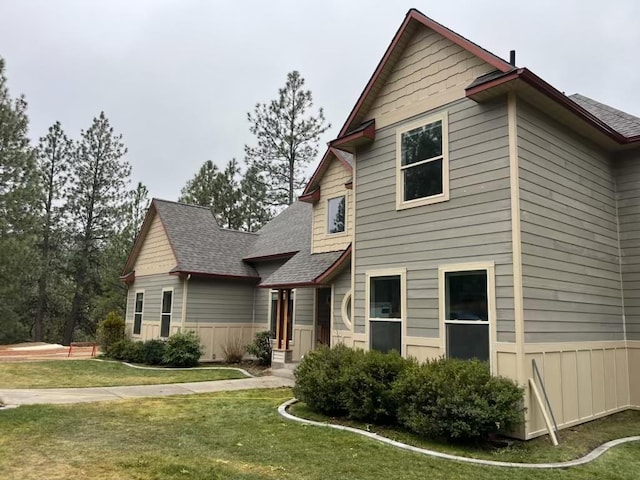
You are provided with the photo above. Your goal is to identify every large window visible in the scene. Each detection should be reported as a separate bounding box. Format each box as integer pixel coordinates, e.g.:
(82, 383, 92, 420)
(367, 270, 405, 354)
(270, 290, 294, 341)
(440, 265, 492, 363)
(396, 112, 449, 209)
(327, 196, 346, 234)
(160, 289, 173, 338)
(133, 291, 144, 335)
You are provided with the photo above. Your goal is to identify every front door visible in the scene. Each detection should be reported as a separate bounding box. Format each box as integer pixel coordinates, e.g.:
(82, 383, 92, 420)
(316, 288, 331, 346)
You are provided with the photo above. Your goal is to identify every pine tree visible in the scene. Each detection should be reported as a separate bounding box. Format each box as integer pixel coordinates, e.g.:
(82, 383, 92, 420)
(34, 121, 72, 341)
(239, 164, 271, 232)
(0, 57, 41, 343)
(245, 70, 330, 207)
(64, 112, 130, 344)
(178, 160, 220, 206)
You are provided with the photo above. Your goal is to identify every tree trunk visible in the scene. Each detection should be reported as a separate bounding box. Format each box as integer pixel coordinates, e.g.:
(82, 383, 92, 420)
(63, 265, 86, 345)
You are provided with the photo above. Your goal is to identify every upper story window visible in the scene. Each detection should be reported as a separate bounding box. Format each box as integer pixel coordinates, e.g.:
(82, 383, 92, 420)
(327, 196, 346, 234)
(396, 112, 449, 210)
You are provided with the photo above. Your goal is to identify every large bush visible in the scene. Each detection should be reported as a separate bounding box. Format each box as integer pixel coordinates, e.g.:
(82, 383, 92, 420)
(245, 331, 272, 366)
(163, 331, 203, 367)
(105, 339, 132, 361)
(394, 358, 524, 442)
(343, 350, 412, 423)
(142, 339, 166, 365)
(293, 344, 358, 415)
(97, 311, 125, 350)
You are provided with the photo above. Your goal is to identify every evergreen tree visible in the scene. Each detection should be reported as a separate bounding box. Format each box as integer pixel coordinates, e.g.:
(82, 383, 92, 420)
(239, 164, 271, 232)
(34, 121, 72, 341)
(64, 112, 130, 344)
(245, 70, 330, 207)
(0, 57, 40, 344)
(178, 160, 220, 206)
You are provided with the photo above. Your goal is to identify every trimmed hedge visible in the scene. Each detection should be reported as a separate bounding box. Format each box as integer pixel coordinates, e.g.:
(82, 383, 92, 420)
(294, 346, 524, 443)
(162, 331, 203, 367)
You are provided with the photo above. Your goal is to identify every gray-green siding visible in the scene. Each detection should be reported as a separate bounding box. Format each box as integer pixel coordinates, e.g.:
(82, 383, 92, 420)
(354, 98, 515, 342)
(517, 101, 624, 342)
(126, 274, 183, 327)
(185, 278, 254, 324)
(616, 150, 640, 341)
(332, 265, 352, 331)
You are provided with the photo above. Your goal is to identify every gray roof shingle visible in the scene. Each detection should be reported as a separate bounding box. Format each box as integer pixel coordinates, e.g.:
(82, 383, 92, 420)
(259, 249, 344, 287)
(569, 94, 640, 138)
(154, 200, 259, 278)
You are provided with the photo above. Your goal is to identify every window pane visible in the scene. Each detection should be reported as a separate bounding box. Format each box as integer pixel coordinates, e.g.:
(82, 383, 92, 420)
(133, 313, 142, 335)
(401, 121, 442, 166)
(404, 158, 443, 201)
(135, 293, 143, 313)
(445, 271, 488, 321)
(446, 323, 489, 362)
(160, 315, 171, 338)
(162, 291, 172, 315)
(370, 321, 402, 354)
(370, 276, 401, 318)
(327, 196, 346, 234)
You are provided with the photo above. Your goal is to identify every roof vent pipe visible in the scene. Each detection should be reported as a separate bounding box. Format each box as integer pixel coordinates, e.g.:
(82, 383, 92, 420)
(509, 50, 516, 66)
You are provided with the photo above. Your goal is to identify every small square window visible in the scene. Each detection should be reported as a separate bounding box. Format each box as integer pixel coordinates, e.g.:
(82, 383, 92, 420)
(327, 196, 346, 234)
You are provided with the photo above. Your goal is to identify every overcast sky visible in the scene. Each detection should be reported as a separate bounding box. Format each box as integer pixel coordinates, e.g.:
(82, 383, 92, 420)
(1, 0, 638, 201)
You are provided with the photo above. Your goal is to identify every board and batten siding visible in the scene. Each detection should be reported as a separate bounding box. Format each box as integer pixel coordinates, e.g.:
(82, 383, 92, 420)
(125, 273, 183, 339)
(517, 101, 624, 343)
(354, 97, 515, 348)
(363, 24, 495, 130)
(133, 213, 177, 276)
(312, 158, 354, 254)
(616, 151, 640, 341)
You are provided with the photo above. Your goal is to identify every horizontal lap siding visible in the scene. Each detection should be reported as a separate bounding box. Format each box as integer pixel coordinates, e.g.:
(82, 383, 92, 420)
(332, 266, 352, 331)
(517, 101, 624, 342)
(616, 152, 640, 340)
(355, 98, 514, 341)
(254, 260, 285, 327)
(295, 288, 314, 326)
(186, 278, 254, 324)
(126, 274, 183, 328)
(134, 214, 177, 275)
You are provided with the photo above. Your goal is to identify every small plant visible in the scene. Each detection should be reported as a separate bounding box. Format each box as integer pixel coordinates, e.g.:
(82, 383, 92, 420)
(163, 331, 203, 367)
(245, 331, 272, 366)
(394, 357, 524, 442)
(96, 311, 125, 350)
(222, 336, 245, 363)
(142, 339, 166, 365)
(293, 344, 358, 416)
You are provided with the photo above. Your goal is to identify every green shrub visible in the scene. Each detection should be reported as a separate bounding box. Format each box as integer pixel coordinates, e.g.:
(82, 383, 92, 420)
(163, 331, 203, 367)
(122, 340, 145, 364)
(96, 311, 125, 350)
(142, 339, 166, 365)
(394, 358, 524, 442)
(293, 345, 358, 415)
(105, 339, 133, 361)
(245, 331, 272, 366)
(343, 350, 412, 423)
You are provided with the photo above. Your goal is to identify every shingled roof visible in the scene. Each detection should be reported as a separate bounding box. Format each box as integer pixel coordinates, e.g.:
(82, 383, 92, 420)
(569, 94, 640, 138)
(154, 200, 259, 279)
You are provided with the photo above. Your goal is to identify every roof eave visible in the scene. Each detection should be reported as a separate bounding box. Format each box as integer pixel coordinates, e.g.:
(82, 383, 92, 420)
(170, 270, 260, 282)
(330, 121, 376, 152)
(314, 245, 352, 285)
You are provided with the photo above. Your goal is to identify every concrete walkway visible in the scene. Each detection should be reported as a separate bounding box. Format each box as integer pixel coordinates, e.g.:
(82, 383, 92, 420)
(0, 376, 294, 407)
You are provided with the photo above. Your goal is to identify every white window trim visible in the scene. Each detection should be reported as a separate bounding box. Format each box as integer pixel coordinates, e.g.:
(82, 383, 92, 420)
(268, 289, 296, 345)
(365, 268, 407, 355)
(341, 289, 353, 331)
(396, 111, 450, 211)
(438, 261, 496, 373)
(160, 287, 174, 339)
(326, 194, 348, 237)
(132, 289, 145, 337)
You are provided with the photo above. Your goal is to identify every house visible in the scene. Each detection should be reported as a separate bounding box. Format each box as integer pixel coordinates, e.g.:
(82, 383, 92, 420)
(122, 8, 640, 439)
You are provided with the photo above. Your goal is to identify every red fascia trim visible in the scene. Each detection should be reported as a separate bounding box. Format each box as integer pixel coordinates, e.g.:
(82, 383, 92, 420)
(330, 147, 354, 172)
(338, 9, 513, 137)
(467, 68, 637, 145)
(243, 251, 298, 262)
(299, 188, 321, 204)
(258, 281, 317, 289)
(170, 271, 259, 282)
(345, 180, 353, 190)
(302, 149, 333, 195)
(331, 121, 376, 148)
(119, 271, 135, 284)
(314, 245, 352, 284)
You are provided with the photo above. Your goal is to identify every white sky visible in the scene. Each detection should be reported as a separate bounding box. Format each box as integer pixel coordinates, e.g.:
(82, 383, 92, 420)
(1, 0, 638, 201)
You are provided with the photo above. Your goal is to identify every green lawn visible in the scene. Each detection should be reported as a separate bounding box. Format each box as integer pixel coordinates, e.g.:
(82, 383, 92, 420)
(0, 360, 245, 388)
(0, 388, 638, 480)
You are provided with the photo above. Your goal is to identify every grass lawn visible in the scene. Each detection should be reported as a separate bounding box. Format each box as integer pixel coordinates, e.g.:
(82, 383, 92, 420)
(291, 402, 640, 464)
(0, 360, 245, 388)
(0, 388, 638, 480)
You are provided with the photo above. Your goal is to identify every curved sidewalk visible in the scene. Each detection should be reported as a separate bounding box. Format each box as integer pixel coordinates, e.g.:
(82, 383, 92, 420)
(0, 376, 294, 407)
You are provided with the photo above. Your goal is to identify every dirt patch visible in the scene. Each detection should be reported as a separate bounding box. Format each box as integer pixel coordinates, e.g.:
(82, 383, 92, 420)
(0, 342, 98, 362)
